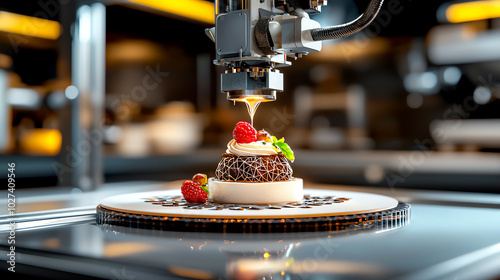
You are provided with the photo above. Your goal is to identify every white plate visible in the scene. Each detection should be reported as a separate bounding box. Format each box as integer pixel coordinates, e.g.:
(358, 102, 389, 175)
(98, 189, 399, 219)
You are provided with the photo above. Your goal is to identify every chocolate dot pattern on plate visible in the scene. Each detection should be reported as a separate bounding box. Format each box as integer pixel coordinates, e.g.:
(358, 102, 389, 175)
(143, 194, 351, 211)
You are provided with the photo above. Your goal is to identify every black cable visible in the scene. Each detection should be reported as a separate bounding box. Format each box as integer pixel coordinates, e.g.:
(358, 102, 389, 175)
(309, 0, 385, 41)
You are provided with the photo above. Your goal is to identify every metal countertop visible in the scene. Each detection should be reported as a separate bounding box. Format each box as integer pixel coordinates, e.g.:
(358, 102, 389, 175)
(1, 182, 500, 279)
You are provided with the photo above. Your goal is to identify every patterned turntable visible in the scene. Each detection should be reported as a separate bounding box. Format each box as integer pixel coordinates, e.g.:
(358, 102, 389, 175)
(96, 189, 410, 233)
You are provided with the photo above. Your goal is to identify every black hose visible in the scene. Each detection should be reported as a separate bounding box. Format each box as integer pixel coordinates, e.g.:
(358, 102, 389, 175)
(309, 0, 384, 41)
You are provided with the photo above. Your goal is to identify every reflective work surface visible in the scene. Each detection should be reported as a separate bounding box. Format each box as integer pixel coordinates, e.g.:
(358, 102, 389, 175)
(1, 202, 500, 279)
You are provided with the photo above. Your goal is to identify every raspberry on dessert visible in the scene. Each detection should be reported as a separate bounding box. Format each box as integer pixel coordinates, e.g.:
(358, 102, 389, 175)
(181, 180, 208, 203)
(233, 121, 257, 143)
(257, 129, 272, 142)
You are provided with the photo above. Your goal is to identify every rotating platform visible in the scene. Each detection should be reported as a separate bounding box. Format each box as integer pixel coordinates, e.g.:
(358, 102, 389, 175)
(96, 189, 410, 233)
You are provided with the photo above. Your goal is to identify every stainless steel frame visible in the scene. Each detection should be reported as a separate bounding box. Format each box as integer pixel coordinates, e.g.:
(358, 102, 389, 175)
(68, 3, 106, 191)
(0, 70, 8, 152)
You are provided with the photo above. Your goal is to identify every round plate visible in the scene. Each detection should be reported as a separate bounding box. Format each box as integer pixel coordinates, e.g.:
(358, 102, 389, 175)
(98, 189, 398, 219)
(96, 189, 409, 233)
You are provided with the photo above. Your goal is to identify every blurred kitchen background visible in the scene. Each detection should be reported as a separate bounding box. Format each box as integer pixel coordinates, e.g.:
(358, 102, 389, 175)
(1, 0, 499, 192)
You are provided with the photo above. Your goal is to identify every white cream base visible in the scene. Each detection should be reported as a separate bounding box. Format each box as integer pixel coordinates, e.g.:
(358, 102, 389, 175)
(208, 178, 303, 204)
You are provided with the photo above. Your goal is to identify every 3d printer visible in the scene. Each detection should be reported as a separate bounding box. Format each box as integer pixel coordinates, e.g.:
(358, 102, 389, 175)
(206, 0, 384, 102)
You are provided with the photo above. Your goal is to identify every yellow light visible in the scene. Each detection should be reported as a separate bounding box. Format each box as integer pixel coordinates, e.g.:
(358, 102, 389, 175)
(19, 129, 62, 155)
(0, 11, 61, 40)
(446, 0, 500, 23)
(169, 266, 214, 280)
(104, 242, 155, 258)
(128, 0, 214, 25)
(263, 252, 270, 258)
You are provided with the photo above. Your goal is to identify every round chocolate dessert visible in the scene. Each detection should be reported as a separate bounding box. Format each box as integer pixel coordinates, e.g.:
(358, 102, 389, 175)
(209, 122, 303, 204)
(215, 153, 292, 182)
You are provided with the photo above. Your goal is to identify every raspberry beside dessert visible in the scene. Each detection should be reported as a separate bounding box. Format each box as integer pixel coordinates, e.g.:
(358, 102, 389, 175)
(181, 180, 208, 203)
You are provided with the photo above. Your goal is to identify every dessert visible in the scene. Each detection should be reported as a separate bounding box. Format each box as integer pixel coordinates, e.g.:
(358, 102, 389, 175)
(208, 121, 303, 204)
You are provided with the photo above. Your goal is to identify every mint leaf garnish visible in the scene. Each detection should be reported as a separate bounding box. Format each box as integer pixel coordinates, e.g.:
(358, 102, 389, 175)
(272, 137, 295, 161)
(201, 186, 210, 195)
(275, 142, 294, 161)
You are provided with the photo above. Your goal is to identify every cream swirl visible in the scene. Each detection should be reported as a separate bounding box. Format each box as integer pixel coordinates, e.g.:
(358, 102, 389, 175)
(226, 139, 279, 156)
